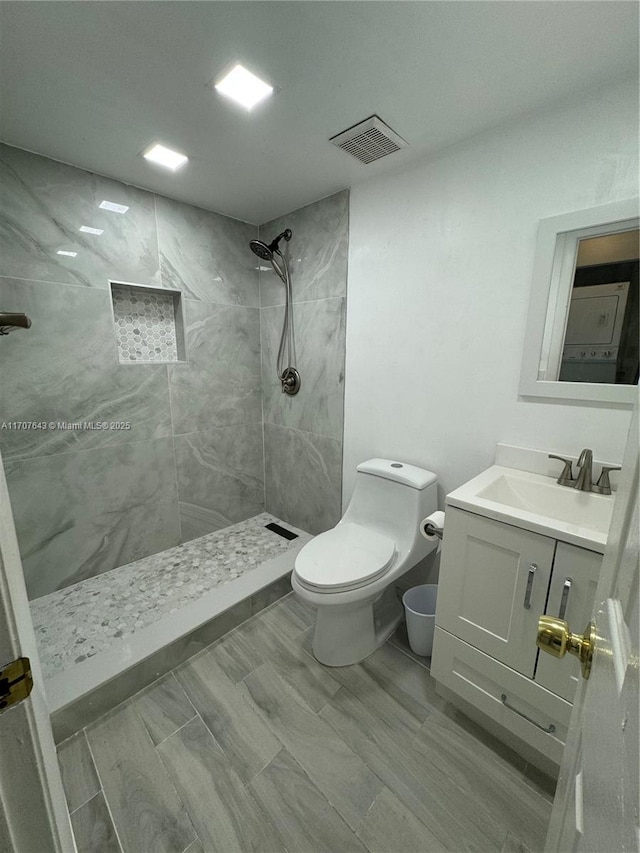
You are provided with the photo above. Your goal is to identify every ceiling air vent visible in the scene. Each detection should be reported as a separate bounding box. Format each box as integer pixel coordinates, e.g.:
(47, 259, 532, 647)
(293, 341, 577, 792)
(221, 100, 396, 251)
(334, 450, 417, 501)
(330, 115, 408, 164)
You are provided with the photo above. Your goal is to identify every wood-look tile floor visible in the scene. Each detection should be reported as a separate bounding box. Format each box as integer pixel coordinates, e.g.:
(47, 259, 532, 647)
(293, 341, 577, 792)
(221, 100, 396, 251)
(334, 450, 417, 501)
(58, 594, 556, 853)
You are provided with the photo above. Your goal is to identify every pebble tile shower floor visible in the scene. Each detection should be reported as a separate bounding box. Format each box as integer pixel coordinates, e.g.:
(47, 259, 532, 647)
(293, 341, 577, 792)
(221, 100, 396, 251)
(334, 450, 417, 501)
(58, 594, 555, 853)
(32, 513, 303, 678)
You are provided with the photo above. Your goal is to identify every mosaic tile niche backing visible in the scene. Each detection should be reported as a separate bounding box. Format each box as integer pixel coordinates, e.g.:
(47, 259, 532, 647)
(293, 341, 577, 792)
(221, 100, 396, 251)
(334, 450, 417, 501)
(111, 282, 183, 363)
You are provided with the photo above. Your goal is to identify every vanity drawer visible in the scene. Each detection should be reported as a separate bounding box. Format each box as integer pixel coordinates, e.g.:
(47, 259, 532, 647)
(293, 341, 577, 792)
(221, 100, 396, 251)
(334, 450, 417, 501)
(432, 626, 571, 764)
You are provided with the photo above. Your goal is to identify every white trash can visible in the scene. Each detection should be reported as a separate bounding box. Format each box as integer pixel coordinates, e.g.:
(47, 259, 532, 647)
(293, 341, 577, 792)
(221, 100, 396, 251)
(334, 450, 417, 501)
(402, 584, 438, 657)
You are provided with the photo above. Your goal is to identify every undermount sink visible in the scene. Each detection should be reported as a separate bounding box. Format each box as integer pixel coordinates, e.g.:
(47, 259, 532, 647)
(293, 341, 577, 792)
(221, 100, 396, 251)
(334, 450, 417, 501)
(446, 465, 614, 552)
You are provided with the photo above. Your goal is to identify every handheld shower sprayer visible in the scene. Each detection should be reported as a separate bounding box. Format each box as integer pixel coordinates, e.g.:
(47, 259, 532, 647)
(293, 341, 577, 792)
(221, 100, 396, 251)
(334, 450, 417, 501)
(249, 228, 300, 396)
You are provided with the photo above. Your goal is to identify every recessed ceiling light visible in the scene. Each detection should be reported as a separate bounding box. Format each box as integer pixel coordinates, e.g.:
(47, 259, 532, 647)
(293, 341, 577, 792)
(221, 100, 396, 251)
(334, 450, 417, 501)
(143, 143, 188, 171)
(99, 200, 129, 214)
(57, 250, 77, 257)
(215, 64, 273, 110)
(79, 225, 104, 235)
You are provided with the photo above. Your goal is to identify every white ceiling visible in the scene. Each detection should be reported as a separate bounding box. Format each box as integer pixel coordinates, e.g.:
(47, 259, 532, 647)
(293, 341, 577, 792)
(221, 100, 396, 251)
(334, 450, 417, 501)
(0, 2, 637, 224)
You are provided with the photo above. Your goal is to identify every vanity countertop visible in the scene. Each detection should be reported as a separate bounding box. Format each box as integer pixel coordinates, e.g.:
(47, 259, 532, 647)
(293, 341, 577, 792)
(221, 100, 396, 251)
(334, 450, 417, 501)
(446, 465, 613, 553)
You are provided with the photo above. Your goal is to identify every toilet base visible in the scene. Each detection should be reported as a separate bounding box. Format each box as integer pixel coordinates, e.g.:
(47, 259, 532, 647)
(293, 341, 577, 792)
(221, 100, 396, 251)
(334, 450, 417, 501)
(311, 585, 403, 667)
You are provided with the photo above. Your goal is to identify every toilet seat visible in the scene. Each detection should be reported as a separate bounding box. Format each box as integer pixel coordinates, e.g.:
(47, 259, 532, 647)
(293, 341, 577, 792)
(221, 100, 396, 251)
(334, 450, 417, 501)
(294, 522, 396, 592)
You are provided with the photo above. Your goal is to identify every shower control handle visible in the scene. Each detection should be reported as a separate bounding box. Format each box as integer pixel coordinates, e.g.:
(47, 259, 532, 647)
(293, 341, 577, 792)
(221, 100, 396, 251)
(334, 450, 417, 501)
(280, 367, 301, 396)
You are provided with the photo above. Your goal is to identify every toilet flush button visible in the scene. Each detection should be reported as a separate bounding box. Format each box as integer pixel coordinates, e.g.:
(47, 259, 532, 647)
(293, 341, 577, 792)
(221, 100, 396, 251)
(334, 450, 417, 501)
(391, 463, 403, 468)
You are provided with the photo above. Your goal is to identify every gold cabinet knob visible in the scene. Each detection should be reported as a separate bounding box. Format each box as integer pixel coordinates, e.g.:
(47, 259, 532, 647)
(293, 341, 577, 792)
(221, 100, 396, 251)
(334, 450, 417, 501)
(537, 615, 596, 680)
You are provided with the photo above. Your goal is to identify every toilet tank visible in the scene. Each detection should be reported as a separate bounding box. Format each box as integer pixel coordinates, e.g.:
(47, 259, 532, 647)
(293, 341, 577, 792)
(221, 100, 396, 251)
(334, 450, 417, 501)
(342, 459, 438, 559)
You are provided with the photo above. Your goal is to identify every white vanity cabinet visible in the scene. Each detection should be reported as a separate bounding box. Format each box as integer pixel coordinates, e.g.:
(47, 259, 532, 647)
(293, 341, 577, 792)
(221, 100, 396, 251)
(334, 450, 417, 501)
(432, 505, 603, 764)
(434, 509, 555, 677)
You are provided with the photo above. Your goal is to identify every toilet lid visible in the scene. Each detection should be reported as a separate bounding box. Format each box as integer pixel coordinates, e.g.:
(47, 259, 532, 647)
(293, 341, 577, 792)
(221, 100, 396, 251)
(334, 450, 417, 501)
(295, 523, 396, 590)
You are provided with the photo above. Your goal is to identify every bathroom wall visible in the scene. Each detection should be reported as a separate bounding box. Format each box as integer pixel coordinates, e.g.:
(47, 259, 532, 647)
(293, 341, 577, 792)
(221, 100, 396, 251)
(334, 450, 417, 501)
(343, 77, 639, 505)
(259, 190, 349, 534)
(0, 144, 264, 599)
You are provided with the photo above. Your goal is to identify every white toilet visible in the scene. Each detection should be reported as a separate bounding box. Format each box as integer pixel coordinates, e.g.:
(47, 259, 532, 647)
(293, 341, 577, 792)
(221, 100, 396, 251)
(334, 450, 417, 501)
(291, 458, 438, 666)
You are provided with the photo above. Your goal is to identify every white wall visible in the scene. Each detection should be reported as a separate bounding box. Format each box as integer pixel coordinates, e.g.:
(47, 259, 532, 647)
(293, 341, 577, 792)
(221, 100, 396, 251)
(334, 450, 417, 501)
(343, 78, 639, 506)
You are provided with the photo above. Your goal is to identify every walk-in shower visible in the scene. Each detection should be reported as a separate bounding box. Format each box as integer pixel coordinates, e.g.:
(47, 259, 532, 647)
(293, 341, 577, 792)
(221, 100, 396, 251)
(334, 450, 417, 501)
(0, 141, 349, 750)
(250, 228, 301, 395)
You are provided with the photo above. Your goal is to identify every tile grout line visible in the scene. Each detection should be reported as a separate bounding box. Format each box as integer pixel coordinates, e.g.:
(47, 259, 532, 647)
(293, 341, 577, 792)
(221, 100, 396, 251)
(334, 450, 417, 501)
(59, 729, 104, 820)
(128, 698, 200, 847)
(166, 361, 183, 543)
(259, 287, 268, 516)
(190, 705, 282, 792)
(83, 732, 126, 853)
(83, 667, 186, 741)
(171, 419, 264, 439)
(144, 671, 200, 746)
(242, 754, 301, 850)
(263, 418, 343, 444)
(152, 192, 162, 281)
(180, 295, 261, 310)
(339, 192, 350, 517)
(181, 836, 203, 853)
(72, 607, 230, 737)
(353, 785, 386, 838)
(150, 709, 198, 749)
(387, 634, 432, 672)
(250, 741, 372, 851)
(67, 789, 101, 818)
(260, 292, 346, 309)
(3, 429, 178, 463)
(314, 682, 389, 811)
(166, 669, 200, 719)
(0, 272, 130, 291)
(0, 274, 262, 310)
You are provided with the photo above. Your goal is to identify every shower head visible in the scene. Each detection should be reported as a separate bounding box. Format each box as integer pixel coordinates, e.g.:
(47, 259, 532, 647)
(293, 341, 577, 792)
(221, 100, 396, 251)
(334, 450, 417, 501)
(249, 228, 292, 261)
(249, 240, 274, 261)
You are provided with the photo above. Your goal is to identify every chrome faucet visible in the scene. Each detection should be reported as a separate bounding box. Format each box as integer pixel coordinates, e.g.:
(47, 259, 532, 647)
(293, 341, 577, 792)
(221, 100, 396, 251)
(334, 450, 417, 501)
(574, 448, 593, 492)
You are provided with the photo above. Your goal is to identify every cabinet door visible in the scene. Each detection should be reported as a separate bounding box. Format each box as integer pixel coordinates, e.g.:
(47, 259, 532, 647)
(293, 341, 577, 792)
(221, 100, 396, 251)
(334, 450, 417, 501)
(436, 508, 555, 676)
(534, 543, 602, 702)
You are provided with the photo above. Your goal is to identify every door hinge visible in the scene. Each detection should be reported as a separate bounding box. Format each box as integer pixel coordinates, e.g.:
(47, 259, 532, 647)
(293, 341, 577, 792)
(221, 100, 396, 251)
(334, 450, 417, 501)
(0, 657, 33, 711)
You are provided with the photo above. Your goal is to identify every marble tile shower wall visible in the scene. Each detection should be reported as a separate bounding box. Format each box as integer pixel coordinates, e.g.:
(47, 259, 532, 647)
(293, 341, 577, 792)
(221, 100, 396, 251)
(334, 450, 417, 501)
(259, 190, 348, 535)
(0, 144, 264, 599)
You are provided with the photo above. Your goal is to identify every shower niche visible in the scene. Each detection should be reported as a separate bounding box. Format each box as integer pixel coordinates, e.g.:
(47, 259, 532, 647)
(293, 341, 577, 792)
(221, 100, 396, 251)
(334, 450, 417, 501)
(109, 280, 186, 364)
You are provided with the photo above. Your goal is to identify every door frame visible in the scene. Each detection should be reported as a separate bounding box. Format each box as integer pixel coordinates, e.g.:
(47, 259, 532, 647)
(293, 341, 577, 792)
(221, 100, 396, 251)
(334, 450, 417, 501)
(0, 452, 75, 852)
(545, 391, 639, 851)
